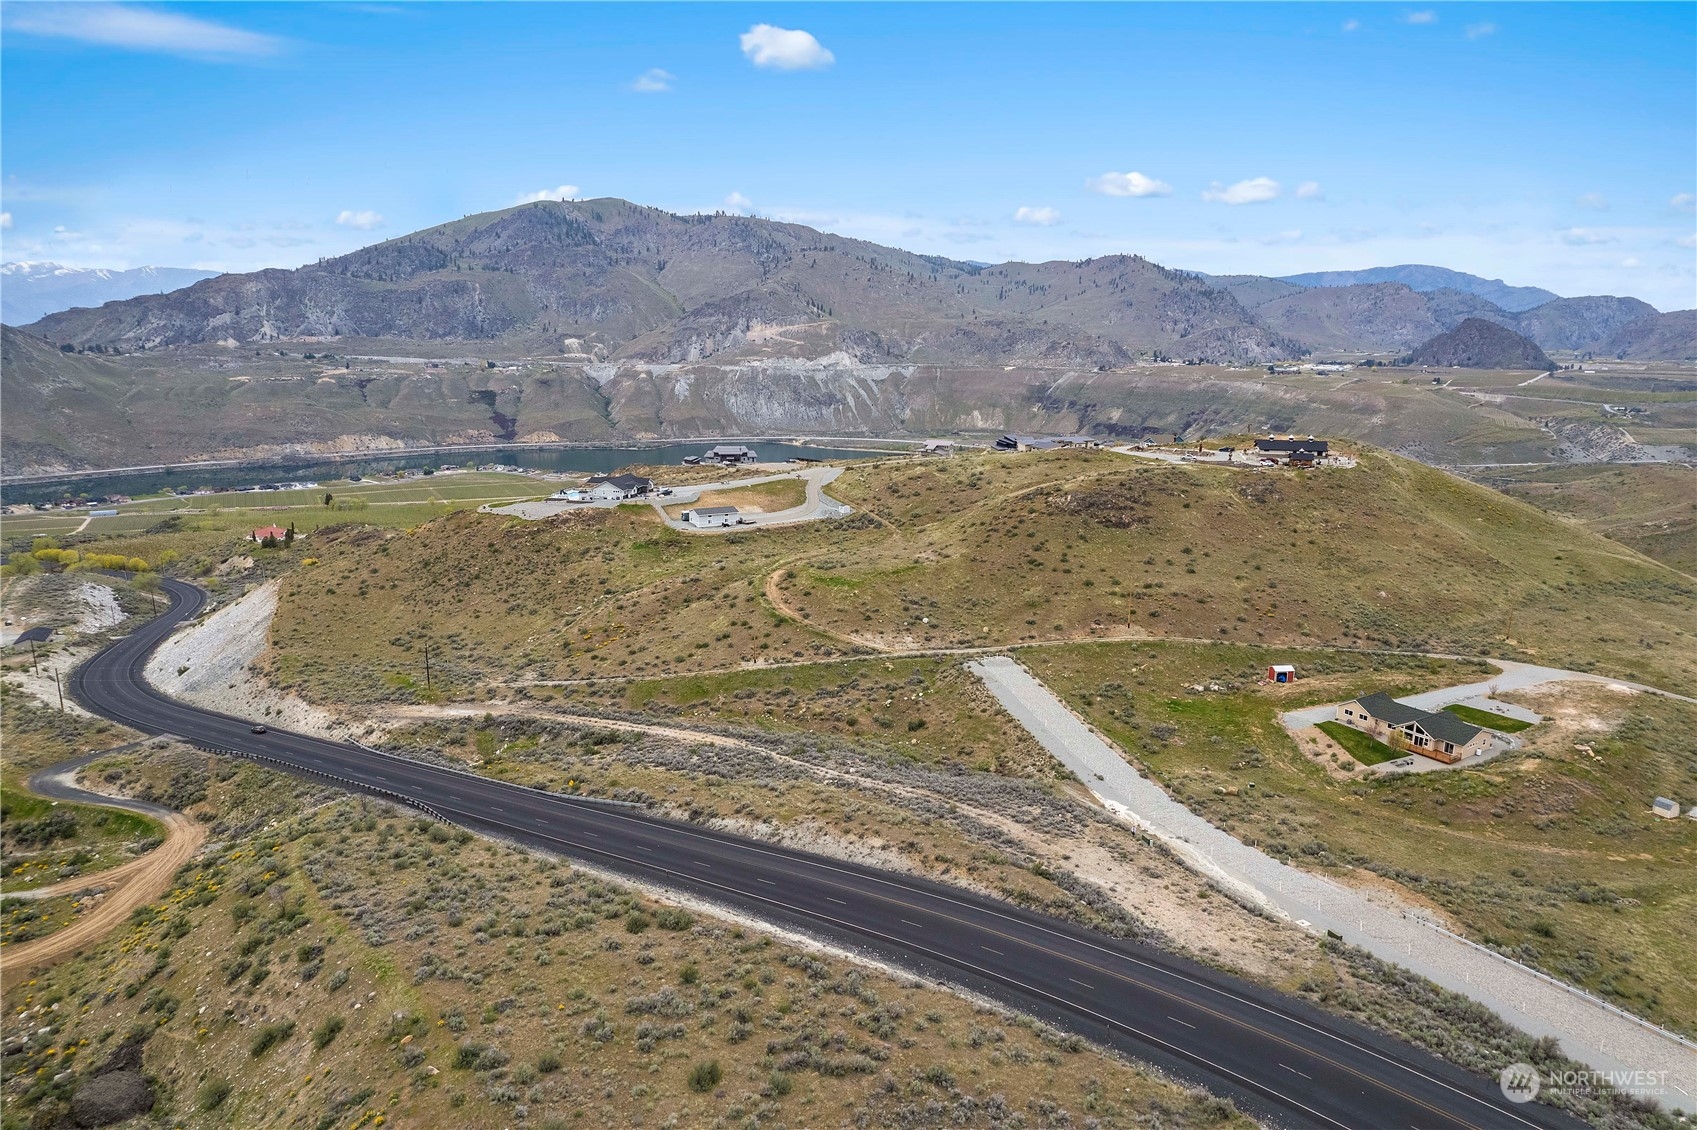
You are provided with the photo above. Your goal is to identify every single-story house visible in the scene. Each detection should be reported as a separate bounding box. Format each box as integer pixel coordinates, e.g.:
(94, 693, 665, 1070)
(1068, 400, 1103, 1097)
(1267, 664, 1296, 683)
(922, 440, 955, 456)
(704, 445, 757, 464)
(584, 473, 654, 500)
(1052, 435, 1103, 448)
(1337, 691, 1493, 764)
(681, 505, 741, 529)
(251, 525, 289, 543)
(1254, 436, 1330, 462)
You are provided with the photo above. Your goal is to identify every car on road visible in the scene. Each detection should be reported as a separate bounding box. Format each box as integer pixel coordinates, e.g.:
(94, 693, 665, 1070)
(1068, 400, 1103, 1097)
(250, 724, 268, 734)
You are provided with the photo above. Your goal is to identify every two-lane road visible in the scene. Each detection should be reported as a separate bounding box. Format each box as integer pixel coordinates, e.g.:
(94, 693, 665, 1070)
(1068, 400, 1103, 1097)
(68, 579, 1589, 1130)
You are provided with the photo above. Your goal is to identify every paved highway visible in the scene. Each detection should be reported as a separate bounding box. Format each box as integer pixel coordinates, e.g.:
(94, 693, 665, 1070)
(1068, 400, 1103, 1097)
(70, 579, 1591, 1130)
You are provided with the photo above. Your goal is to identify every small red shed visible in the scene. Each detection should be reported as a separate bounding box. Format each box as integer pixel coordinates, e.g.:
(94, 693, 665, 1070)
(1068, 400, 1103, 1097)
(1268, 664, 1296, 683)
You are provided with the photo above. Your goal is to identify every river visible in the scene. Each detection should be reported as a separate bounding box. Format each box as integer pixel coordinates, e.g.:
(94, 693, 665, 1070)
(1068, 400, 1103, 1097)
(2, 440, 901, 506)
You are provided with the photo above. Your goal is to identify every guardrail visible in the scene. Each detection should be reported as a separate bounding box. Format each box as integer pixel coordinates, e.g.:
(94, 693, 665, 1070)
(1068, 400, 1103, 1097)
(202, 745, 447, 823)
(1402, 913, 1697, 1052)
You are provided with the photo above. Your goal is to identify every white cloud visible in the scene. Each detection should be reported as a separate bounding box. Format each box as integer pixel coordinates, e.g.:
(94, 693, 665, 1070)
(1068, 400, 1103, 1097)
(1013, 206, 1061, 226)
(1620, 256, 1642, 269)
(1465, 22, 1496, 39)
(335, 210, 385, 231)
(1086, 171, 1172, 198)
(3, 3, 281, 58)
(0, 212, 11, 231)
(1403, 10, 1438, 24)
(739, 24, 834, 70)
(1576, 193, 1609, 210)
(1672, 193, 1696, 212)
(1675, 233, 1697, 250)
(514, 185, 580, 204)
(1295, 181, 1324, 201)
(1559, 227, 1614, 245)
(1202, 177, 1281, 205)
(1341, 18, 1361, 31)
(631, 68, 674, 93)
(724, 192, 754, 213)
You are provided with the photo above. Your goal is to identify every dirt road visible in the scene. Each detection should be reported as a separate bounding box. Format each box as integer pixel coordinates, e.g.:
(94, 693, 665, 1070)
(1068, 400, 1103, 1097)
(1, 756, 205, 995)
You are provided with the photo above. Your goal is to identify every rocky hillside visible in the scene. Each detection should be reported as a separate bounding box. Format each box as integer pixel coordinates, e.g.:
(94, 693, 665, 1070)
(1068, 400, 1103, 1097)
(1407, 318, 1554, 370)
(1603, 309, 1697, 361)
(25, 199, 1301, 367)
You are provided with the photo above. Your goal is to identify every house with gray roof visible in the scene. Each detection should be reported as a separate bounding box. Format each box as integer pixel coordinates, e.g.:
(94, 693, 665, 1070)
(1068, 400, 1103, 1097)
(1337, 691, 1496, 764)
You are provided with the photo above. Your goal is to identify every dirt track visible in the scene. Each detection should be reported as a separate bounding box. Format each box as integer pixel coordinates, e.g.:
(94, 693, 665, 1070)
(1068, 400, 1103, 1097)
(1, 795, 204, 995)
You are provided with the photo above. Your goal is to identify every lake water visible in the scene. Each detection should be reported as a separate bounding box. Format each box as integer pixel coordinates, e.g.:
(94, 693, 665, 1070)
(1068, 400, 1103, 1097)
(4, 440, 901, 505)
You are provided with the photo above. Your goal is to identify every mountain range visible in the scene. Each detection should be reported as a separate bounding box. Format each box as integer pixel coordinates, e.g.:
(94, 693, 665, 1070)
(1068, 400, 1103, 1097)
(18, 200, 1686, 366)
(1274, 264, 1560, 312)
(1, 262, 219, 328)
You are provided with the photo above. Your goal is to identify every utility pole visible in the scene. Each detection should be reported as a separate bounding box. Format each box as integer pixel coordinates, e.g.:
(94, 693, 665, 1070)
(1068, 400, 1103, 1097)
(53, 667, 65, 713)
(424, 646, 432, 689)
(28, 639, 38, 673)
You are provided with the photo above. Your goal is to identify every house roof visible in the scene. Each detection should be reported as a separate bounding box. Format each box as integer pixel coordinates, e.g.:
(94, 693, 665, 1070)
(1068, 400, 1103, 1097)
(708, 445, 752, 456)
(1255, 437, 1331, 453)
(1417, 710, 1484, 746)
(252, 525, 288, 538)
(1354, 692, 1427, 726)
(12, 626, 53, 644)
(689, 506, 739, 517)
(1269, 664, 1296, 673)
(587, 473, 653, 490)
(1355, 692, 1485, 746)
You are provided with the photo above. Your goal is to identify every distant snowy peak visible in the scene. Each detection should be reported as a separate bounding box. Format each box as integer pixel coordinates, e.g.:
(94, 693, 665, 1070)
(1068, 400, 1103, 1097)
(1, 261, 218, 326)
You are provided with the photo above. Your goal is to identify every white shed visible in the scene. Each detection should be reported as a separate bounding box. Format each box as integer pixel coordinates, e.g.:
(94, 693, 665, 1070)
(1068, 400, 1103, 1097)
(1652, 797, 1680, 819)
(683, 505, 740, 529)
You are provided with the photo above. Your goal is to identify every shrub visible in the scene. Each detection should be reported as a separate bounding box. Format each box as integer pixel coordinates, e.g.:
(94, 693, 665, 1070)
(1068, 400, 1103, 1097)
(312, 1016, 345, 1050)
(249, 1021, 295, 1057)
(655, 908, 694, 931)
(688, 1061, 723, 1093)
(625, 911, 651, 934)
(536, 1052, 562, 1075)
(196, 1077, 232, 1111)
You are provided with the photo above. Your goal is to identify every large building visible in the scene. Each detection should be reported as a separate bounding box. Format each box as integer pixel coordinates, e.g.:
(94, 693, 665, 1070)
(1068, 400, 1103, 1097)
(704, 445, 758, 464)
(584, 473, 654, 500)
(1337, 692, 1494, 764)
(1254, 436, 1329, 463)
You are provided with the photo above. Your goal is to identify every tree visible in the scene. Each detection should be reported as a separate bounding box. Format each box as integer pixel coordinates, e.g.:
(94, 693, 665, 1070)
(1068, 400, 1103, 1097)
(323, 492, 334, 507)
(285, 523, 296, 547)
(260, 534, 279, 549)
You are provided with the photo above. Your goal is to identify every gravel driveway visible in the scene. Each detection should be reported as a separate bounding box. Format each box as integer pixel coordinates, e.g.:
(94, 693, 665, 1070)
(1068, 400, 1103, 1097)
(969, 655, 1696, 1111)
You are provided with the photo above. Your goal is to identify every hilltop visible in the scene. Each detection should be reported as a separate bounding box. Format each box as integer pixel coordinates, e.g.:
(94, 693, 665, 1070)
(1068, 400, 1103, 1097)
(1407, 319, 1554, 370)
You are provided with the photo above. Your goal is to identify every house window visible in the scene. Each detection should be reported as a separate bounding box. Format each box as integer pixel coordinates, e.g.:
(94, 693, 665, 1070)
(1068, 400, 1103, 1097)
(1443, 742, 1455, 754)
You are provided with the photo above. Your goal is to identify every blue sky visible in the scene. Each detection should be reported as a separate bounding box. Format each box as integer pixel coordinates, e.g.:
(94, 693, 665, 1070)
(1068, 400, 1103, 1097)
(3, 2, 1693, 309)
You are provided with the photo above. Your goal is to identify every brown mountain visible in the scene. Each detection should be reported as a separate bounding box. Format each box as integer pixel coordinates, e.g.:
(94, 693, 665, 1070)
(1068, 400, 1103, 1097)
(1603, 310, 1697, 361)
(24, 199, 1301, 367)
(1407, 318, 1554, 370)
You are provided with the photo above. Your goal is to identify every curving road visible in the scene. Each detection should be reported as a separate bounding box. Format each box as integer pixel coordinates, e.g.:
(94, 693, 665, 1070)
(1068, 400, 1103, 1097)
(67, 579, 1590, 1130)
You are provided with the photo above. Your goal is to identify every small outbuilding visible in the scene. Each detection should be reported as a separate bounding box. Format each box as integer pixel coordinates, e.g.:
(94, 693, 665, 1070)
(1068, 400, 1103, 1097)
(251, 525, 288, 543)
(682, 505, 740, 529)
(1652, 797, 1680, 819)
(1267, 664, 1296, 683)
